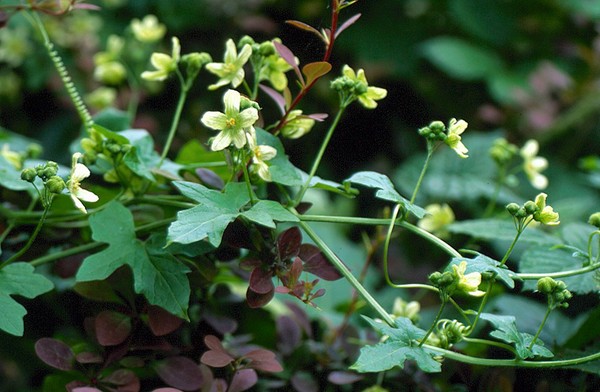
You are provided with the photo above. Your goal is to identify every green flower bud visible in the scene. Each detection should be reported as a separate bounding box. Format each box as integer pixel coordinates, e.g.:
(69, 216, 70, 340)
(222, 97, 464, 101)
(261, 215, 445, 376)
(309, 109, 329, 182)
(537, 277, 556, 294)
(354, 82, 368, 95)
(524, 200, 538, 215)
(21, 167, 37, 183)
(26, 143, 43, 159)
(258, 41, 275, 56)
(94, 61, 127, 85)
(240, 95, 260, 111)
(428, 121, 445, 135)
(182, 52, 212, 76)
(238, 35, 255, 48)
(588, 212, 600, 228)
(515, 207, 527, 219)
(506, 203, 520, 216)
(418, 126, 431, 137)
(428, 271, 443, 286)
(46, 175, 66, 194)
(106, 141, 122, 155)
(489, 138, 518, 166)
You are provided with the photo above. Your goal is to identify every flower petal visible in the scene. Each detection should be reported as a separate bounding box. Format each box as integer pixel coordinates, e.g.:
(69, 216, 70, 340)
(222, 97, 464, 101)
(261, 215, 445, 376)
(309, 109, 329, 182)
(210, 131, 233, 151)
(75, 187, 99, 203)
(201, 111, 229, 130)
(223, 90, 241, 115)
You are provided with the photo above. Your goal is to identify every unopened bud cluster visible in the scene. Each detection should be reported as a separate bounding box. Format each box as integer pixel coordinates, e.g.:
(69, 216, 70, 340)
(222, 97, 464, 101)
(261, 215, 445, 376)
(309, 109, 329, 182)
(21, 161, 65, 194)
(536, 277, 572, 309)
(418, 121, 447, 142)
(490, 138, 518, 166)
(506, 193, 559, 226)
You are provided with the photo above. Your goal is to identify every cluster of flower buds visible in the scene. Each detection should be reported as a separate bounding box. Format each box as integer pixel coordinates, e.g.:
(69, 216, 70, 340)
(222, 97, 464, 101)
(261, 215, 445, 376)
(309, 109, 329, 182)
(21, 161, 65, 194)
(418, 118, 469, 158)
(489, 137, 518, 166)
(537, 277, 572, 309)
(429, 261, 485, 299)
(506, 192, 560, 226)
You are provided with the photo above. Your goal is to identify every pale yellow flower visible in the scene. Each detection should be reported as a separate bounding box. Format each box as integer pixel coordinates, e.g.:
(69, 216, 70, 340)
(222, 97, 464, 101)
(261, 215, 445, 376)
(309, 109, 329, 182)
(453, 261, 485, 297)
(206, 39, 252, 90)
(68, 153, 99, 214)
(141, 37, 181, 81)
(533, 193, 559, 226)
(445, 118, 469, 158)
(246, 129, 277, 182)
(520, 140, 548, 190)
(417, 203, 455, 236)
(131, 15, 166, 43)
(201, 90, 259, 151)
(279, 110, 316, 139)
(341, 64, 387, 109)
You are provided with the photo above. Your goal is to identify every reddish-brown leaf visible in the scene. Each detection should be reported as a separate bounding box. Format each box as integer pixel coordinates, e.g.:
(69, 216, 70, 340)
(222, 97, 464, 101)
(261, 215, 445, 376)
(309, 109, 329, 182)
(228, 369, 258, 392)
(244, 349, 283, 373)
(277, 227, 302, 260)
(246, 286, 274, 308)
(200, 350, 235, 368)
(95, 310, 132, 346)
(273, 41, 303, 86)
(102, 369, 140, 392)
(302, 61, 332, 86)
(35, 338, 74, 371)
(75, 352, 103, 364)
(148, 305, 184, 336)
(249, 267, 274, 294)
(335, 13, 362, 38)
(155, 356, 203, 391)
(300, 244, 342, 281)
(285, 20, 323, 39)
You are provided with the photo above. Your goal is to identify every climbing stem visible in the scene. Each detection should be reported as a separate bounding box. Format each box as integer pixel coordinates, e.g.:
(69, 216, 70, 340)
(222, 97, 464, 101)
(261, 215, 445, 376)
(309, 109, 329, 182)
(298, 220, 395, 326)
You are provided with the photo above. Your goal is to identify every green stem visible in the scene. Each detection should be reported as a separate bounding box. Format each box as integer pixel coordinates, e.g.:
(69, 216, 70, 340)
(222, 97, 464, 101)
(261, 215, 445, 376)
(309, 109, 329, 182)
(410, 142, 435, 204)
(299, 214, 462, 258)
(158, 70, 189, 168)
(462, 337, 518, 356)
(587, 230, 600, 265)
(500, 225, 525, 265)
(529, 305, 552, 350)
(382, 203, 403, 287)
(1, 205, 50, 269)
(29, 217, 175, 268)
(294, 107, 345, 205)
(424, 343, 600, 368)
(298, 220, 395, 326)
(468, 281, 493, 334)
(240, 150, 257, 205)
(516, 262, 600, 280)
(419, 300, 446, 347)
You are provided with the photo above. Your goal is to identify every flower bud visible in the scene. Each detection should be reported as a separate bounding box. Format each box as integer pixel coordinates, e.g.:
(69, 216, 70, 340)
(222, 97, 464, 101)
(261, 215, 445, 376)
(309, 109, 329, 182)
(589, 212, 600, 228)
(258, 41, 275, 56)
(515, 207, 527, 219)
(238, 35, 256, 48)
(524, 200, 538, 215)
(46, 175, 66, 194)
(536, 277, 556, 294)
(26, 143, 43, 159)
(94, 61, 127, 85)
(182, 52, 212, 76)
(21, 167, 37, 183)
(506, 203, 520, 216)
